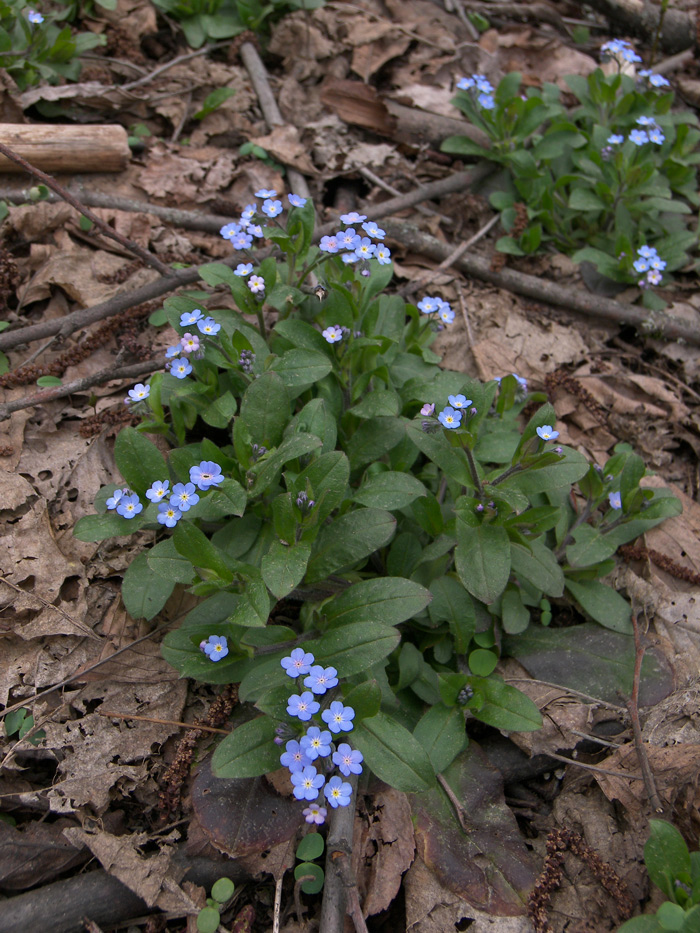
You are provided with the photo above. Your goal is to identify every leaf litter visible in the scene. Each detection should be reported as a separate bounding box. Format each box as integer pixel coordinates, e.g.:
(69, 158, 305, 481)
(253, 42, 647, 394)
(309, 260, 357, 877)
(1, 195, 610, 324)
(0, 0, 699, 929)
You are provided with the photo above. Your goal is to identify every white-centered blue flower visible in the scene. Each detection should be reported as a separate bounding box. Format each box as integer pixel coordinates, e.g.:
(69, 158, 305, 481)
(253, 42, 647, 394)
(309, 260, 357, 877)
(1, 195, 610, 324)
(608, 491, 622, 510)
(536, 424, 559, 440)
(146, 480, 170, 503)
(281, 648, 315, 677)
(157, 502, 182, 527)
(203, 635, 228, 661)
(288, 193, 307, 207)
(438, 406, 462, 429)
(255, 188, 277, 198)
(126, 383, 150, 403)
(324, 775, 352, 807)
(322, 325, 343, 344)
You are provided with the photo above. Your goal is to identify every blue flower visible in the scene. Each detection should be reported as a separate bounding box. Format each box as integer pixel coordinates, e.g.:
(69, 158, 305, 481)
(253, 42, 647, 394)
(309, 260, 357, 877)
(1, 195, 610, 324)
(601, 39, 641, 63)
(456, 76, 476, 90)
(648, 127, 665, 144)
(608, 491, 622, 510)
(629, 129, 649, 146)
(280, 740, 312, 773)
(303, 665, 339, 695)
(303, 804, 327, 825)
(105, 488, 125, 510)
(247, 224, 264, 238)
(439, 305, 455, 324)
(638, 245, 657, 259)
(261, 198, 283, 218)
(636, 116, 656, 126)
(478, 93, 496, 110)
(324, 775, 352, 808)
(287, 692, 321, 722)
(157, 502, 182, 527)
(332, 743, 364, 776)
(27, 10, 44, 23)
(362, 221, 385, 239)
(170, 358, 193, 379)
(438, 406, 462, 429)
(180, 309, 203, 327)
(190, 460, 223, 490)
(203, 635, 228, 661)
(300, 726, 332, 760)
(475, 75, 494, 93)
(255, 188, 277, 198)
(234, 262, 254, 276)
(607, 134, 624, 145)
(322, 325, 343, 344)
(321, 701, 355, 733)
(336, 228, 360, 250)
(146, 480, 170, 502)
(126, 383, 150, 403)
(319, 235, 339, 253)
(354, 237, 376, 260)
(288, 193, 307, 207)
(220, 222, 241, 240)
(342, 252, 358, 264)
(374, 244, 392, 265)
(448, 394, 471, 409)
(116, 492, 142, 519)
(536, 424, 559, 440)
(291, 765, 325, 801)
(240, 204, 257, 223)
(165, 345, 181, 359)
(417, 296, 439, 314)
(230, 231, 253, 249)
(281, 649, 315, 677)
(196, 316, 221, 336)
(340, 212, 367, 224)
(633, 257, 650, 273)
(170, 482, 200, 512)
(649, 73, 670, 87)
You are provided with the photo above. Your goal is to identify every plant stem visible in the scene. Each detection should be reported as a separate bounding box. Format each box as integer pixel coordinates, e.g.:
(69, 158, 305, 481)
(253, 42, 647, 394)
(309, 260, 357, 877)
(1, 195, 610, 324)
(463, 444, 485, 499)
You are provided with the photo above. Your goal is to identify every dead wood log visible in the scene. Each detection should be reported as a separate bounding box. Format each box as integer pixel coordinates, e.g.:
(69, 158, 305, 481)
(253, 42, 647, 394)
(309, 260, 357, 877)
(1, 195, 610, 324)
(0, 853, 247, 933)
(0, 124, 130, 173)
(583, 0, 694, 54)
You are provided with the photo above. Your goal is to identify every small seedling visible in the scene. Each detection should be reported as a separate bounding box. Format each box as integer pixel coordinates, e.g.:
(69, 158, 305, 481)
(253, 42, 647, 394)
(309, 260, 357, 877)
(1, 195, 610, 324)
(295, 832, 325, 894)
(4, 708, 45, 746)
(196, 876, 235, 933)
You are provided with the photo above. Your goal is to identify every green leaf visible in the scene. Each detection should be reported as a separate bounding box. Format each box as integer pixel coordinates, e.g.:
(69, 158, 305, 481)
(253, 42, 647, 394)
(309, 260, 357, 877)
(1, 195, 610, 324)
(568, 188, 607, 211)
(122, 552, 175, 620)
(323, 577, 431, 627)
(354, 712, 435, 791)
(196, 907, 220, 933)
(311, 623, 400, 678)
(353, 471, 426, 509)
(194, 86, 236, 120)
(73, 512, 144, 541)
(269, 348, 332, 389)
(210, 878, 235, 903)
(113, 427, 167, 497)
(441, 135, 492, 158)
(294, 451, 349, 523)
(342, 680, 382, 722)
(468, 676, 542, 731)
(36, 375, 62, 387)
(656, 902, 685, 931)
(501, 447, 589, 494)
(173, 521, 234, 582)
(261, 541, 311, 600)
(565, 578, 632, 633)
(428, 577, 475, 653)
(147, 537, 196, 584)
(211, 717, 279, 779)
(455, 521, 510, 604)
(294, 862, 325, 895)
(414, 705, 467, 773)
(501, 585, 530, 634)
(346, 417, 405, 471)
(349, 390, 401, 418)
(296, 833, 325, 861)
(645, 820, 691, 900)
(238, 372, 290, 448)
(203, 392, 238, 429)
(566, 524, 618, 568)
(406, 422, 474, 488)
(469, 648, 498, 676)
(305, 509, 396, 583)
(617, 918, 665, 933)
(510, 539, 565, 597)
(204, 478, 247, 519)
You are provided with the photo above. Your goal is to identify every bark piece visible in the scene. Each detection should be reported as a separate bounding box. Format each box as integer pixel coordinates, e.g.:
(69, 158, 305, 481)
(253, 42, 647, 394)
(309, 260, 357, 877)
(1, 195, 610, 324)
(0, 125, 130, 174)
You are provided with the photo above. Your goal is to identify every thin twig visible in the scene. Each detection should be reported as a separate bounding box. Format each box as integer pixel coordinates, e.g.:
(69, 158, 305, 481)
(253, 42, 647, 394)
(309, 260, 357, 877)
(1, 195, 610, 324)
(359, 166, 453, 224)
(504, 678, 628, 712)
(0, 359, 159, 422)
(98, 709, 232, 735)
(623, 616, 665, 813)
(0, 142, 171, 276)
(121, 44, 224, 91)
(545, 751, 644, 781)
(437, 773, 472, 833)
(272, 875, 283, 933)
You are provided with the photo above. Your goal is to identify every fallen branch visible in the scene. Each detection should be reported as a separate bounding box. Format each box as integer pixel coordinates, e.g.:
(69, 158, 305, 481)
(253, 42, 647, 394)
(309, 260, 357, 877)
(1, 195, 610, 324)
(0, 187, 234, 234)
(0, 359, 159, 423)
(380, 218, 700, 346)
(0, 142, 171, 276)
(319, 774, 362, 933)
(239, 41, 311, 200)
(582, 0, 695, 54)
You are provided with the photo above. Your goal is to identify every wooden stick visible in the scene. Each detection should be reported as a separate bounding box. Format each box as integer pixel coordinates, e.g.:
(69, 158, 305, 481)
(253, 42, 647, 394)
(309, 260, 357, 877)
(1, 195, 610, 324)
(98, 709, 232, 736)
(380, 218, 700, 347)
(0, 124, 130, 174)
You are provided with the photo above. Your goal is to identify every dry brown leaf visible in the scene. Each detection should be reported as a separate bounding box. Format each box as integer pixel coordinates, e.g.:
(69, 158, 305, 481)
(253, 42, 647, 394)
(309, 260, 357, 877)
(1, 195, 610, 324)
(351, 34, 412, 83)
(249, 125, 318, 176)
(61, 828, 190, 912)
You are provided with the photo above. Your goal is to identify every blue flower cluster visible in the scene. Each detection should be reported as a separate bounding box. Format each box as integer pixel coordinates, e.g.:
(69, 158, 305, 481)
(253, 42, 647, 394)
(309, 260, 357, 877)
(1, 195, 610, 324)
(607, 116, 665, 149)
(637, 69, 670, 89)
(161, 310, 221, 379)
(277, 648, 363, 822)
(600, 38, 642, 65)
(105, 460, 223, 525)
(420, 394, 476, 431)
(632, 244, 666, 288)
(456, 74, 495, 110)
(417, 296, 454, 325)
(319, 216, 390, 266)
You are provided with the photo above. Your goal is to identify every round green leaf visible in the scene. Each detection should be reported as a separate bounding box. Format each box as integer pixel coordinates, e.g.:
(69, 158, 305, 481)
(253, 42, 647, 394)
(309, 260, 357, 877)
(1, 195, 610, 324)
(294, 862, 325, 895)
(211, 877, 235, 903)
(296, 833, 325, 861)
(196, 906, 220, 933)
(469, 648, 498, 677)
